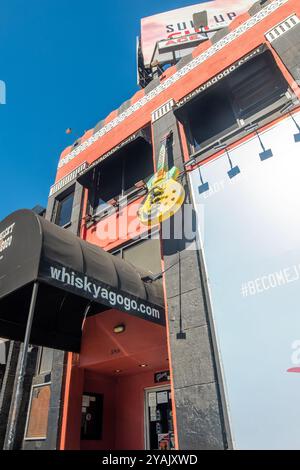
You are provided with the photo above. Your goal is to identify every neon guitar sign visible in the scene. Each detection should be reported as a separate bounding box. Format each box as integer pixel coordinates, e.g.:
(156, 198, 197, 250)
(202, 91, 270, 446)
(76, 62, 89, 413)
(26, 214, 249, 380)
(138, 133, 185, 227)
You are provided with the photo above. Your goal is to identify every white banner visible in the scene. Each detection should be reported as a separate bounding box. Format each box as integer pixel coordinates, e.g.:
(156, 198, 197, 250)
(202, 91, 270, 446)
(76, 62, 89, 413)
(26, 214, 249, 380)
(141, 0, 255, 66)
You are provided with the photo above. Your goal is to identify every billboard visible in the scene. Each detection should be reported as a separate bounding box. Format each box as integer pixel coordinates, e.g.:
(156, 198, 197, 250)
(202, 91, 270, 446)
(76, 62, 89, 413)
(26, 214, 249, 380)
(189, 110, 300, 448)
(141, 0, 255, 66)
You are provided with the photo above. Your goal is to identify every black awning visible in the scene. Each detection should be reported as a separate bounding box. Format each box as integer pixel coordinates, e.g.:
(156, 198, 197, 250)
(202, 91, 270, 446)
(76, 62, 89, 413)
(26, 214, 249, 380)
(0, 210, 164, 352)
(78, 128, 151, 188)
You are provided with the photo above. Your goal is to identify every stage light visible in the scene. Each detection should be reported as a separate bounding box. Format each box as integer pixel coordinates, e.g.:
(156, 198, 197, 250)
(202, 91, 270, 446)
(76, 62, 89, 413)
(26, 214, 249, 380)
(198, 168, 209, 194)
(176, 331, 187, 340)
(226, 149, 240, 179)
(113, 324, 126, 334)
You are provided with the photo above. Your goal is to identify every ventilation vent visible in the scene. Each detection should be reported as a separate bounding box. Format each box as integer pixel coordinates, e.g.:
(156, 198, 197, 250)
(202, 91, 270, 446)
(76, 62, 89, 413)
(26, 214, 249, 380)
(151, 100, 174, 123)
(265, 14, 300, 42)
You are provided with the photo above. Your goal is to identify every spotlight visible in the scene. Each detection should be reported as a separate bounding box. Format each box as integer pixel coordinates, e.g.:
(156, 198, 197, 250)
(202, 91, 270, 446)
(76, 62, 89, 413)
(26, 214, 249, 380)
(255, 130, 273, 161)
(113, 324, 125, 334)
(139, 364, 148, 368)
(226, 149, 240, 179)
(259, 148, 273, 161)
(198, 168, 209, 194)
(114, 370, 122, 374)
(176, 331, 186, 340)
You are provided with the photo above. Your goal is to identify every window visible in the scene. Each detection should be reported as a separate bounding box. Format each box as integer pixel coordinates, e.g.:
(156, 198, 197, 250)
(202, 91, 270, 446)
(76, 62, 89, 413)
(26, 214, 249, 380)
(184, 51, 289, 153)
(25, 384, 51, 440)
(90, 134, 154, 215)
(229, 52, 288, 120)
(37, 347, 54, 375)
(187, 80, 237, 149)
(54, 190, 74, 227)
(113, 236, 162, 277)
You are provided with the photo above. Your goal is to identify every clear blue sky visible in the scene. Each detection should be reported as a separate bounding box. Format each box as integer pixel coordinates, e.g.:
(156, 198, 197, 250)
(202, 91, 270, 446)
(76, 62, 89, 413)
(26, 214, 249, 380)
(0, 0, 206, 220)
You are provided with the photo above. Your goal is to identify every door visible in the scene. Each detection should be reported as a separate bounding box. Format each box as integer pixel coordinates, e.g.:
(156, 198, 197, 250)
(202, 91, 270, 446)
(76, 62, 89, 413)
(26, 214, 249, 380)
(145, 387, 174, 450)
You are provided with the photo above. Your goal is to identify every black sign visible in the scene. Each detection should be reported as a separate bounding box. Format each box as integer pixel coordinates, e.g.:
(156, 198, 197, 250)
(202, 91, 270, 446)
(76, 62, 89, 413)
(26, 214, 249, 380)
(154, 370, 170, 383)
(81, 393, 103, 440)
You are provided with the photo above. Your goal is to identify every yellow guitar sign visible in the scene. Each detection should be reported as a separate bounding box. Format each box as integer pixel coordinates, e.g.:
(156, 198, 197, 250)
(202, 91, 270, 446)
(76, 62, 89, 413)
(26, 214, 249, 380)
(138, 134, 185, 227)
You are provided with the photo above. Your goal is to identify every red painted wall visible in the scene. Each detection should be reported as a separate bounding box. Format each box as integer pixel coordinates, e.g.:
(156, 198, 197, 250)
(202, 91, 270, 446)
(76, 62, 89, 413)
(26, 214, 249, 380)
(114, 371, 160, 450)
(62, 365, 169, 450)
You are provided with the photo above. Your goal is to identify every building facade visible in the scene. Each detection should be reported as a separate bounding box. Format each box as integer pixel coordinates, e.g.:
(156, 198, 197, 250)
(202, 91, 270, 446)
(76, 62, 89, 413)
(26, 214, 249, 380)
(1, 0, 300, 450)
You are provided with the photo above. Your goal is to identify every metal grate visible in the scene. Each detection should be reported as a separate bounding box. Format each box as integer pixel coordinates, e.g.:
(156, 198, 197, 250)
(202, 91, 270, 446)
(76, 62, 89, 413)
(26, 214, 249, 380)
(265, 14, 300, 42)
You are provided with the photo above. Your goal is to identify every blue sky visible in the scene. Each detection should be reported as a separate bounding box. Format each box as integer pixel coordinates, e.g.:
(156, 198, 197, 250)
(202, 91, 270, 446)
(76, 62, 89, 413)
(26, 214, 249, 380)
(0, 0, 205, 220)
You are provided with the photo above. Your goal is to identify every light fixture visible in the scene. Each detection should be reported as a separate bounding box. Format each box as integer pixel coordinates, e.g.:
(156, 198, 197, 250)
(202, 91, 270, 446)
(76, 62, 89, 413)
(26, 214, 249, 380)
(255, 130, 273, 161)
(139, 364, 148, 368)
(114, 369, 122, 374)
(198, 167, 209, 194)
(113, 324, 126, 334)
(226, 149, 240, 179)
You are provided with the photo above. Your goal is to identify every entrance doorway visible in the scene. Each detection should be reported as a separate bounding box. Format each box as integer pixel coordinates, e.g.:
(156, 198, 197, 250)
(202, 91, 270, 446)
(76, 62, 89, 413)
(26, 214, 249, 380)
(145, 386, 174, 450)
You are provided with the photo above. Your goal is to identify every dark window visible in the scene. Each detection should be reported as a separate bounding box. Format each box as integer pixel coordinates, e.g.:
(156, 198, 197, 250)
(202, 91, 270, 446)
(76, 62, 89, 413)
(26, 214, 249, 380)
(90, 134, 154, 215)
(184, 51, 289, 152)
(93, 156, 123, 212)
(114, 236, 162, 278)
(38, 347, 54, 374)
(229, 52, 288, 120)
(188, 81, 237, 149)
(55, 191, 74, 227)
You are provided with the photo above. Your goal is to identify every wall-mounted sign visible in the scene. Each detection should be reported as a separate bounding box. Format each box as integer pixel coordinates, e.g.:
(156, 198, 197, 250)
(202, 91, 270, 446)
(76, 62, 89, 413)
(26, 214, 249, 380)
(154, 370, 170, 383)
(81, 393, 103, 440)
(0, 222, 15, 261)
(49, 162, 88, 196)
